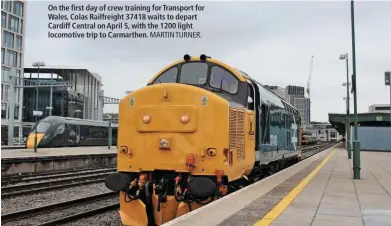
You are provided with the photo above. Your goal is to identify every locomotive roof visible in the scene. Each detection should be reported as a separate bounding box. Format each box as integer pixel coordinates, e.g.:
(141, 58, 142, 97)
(41, 116, 118, 127)
(235, 69, 300, 116)
(148, 55, 300, 117)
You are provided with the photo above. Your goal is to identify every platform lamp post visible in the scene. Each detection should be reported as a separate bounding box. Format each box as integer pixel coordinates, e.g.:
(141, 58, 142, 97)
(342, 96, 351, 158)
(32, 61, 46, 152)
(385, 72, 391, 125)
(107, 114, 112, 149)
(350, 0, 360, 179)
(340, 53, 351, 159)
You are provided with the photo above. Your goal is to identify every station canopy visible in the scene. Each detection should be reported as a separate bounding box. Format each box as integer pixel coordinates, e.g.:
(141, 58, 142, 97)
(329, 112, 391, 134)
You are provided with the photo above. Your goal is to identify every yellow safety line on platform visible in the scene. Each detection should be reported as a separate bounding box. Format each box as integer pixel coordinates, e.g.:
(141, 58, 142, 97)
(253, 148, 337, 226)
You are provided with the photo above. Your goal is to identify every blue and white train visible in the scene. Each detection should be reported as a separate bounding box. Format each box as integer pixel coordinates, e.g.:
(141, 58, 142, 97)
(239, 70, 302, 176)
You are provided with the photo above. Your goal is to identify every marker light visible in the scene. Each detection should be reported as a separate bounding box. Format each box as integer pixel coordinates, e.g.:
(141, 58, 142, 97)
(180, 114, 189, 124)
(143, 114, 151, 123)
(186, 154, 195, 166)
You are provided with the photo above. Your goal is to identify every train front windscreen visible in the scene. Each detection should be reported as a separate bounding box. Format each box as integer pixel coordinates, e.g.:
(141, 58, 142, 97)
(26, 121, 53, 149)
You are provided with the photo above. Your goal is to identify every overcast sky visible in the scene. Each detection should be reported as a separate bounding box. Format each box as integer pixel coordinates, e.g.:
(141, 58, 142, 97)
(24, 1, 391, 122)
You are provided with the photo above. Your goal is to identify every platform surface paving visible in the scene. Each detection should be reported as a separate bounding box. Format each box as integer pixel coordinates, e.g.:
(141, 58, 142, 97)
(269, 149, 391, 226)
(1, 146, 116, 158)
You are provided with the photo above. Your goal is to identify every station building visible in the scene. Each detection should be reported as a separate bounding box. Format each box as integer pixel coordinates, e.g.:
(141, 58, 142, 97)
(329, 107, 391, 151)
(1, 0, 26, 145)
(2, 65, 108, 145)
(22, 66, 104, 121)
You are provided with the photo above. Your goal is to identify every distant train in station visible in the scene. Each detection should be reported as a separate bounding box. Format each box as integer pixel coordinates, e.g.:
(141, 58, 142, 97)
(301, 135, 317, 145)
(26, 116, 118, 149)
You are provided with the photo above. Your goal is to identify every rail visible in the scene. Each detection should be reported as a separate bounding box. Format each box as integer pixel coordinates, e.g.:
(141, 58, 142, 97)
(1, 171, 113, 198)
(2, 167, 116, 186)
(1, 192, 119, 225)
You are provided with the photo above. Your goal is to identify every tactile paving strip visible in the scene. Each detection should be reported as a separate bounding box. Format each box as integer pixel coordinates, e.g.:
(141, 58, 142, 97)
(217, 158, 324, 226)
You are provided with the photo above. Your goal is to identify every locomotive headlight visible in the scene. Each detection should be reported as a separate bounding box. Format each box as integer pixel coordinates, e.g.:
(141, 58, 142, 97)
(180, 114, 189, 124)
(142, 114, 151, 123)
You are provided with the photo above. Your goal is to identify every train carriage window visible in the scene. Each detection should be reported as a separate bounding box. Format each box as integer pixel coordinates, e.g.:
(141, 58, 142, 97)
(210, 66, 238, 94)
(55, 124, 65, 135)
(179, 62, 208, 85)
(152, 67, 178, 84)
(89, 127, 104, 139)
(90, 127, 108, 138)
(261, 104, 270, 143)
(80, 125, 91, 139)
(102, 127, 108, 137)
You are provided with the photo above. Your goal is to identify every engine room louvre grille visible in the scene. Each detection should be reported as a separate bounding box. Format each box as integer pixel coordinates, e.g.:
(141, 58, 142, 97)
(229, 109, 245, 160)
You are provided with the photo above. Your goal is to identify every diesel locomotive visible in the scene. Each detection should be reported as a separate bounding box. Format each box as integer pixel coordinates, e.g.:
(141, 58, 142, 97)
(26, 116, 118, 148)
(105, 55, 303, 226)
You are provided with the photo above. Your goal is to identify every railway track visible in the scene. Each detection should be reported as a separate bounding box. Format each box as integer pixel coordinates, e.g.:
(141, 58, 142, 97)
(1, 192, 119, 226)
(301, 142, 336, 159)
(1, 167, 117, 186)
(0, 143, 337, 226)
(1, 168, 116, 198)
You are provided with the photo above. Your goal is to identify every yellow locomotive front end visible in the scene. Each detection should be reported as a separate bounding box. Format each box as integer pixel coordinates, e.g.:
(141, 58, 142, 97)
(105, 55, 255, 226)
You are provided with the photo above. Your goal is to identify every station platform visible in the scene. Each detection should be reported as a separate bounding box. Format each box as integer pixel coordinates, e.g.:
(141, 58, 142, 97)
(1, 145, 25, 150)
(164, 147, 391, 226)
(1, 146, 117, 175)
(1, 146, 116, 159)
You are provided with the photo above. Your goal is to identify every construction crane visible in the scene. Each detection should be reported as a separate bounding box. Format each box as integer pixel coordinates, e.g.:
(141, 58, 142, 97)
(306, 55, 314, 98)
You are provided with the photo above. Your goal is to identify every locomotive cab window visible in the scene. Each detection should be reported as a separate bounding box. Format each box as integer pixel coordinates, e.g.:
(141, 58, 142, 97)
(179, 62, 208, 85)
(210, 66, 238, 94)
(152, 67, 178, 84)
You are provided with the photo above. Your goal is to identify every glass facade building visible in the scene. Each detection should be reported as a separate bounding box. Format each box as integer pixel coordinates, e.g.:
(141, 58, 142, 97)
(1, 0, 26, 145)
(293, 97, 311, 126)
(264, 85, 311, 125)
(23, 67, 104, 124)
(22, 83, 86, 122)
